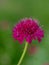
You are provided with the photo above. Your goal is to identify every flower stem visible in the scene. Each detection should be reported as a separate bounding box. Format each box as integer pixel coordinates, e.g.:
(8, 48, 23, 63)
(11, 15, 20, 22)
(17, 42, 28, 65)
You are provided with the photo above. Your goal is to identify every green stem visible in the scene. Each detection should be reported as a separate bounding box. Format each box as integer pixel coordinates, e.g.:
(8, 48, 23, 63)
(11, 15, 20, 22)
(17, 42, 28, 65)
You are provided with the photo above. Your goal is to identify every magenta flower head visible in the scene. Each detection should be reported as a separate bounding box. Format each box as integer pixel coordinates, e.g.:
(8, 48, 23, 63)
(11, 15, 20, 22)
(12, 18, 44, 44)
(12, 18, 44, 65)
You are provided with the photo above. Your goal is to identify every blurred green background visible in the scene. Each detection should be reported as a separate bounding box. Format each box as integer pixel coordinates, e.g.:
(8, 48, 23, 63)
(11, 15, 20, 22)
(0, 0, 49, 65)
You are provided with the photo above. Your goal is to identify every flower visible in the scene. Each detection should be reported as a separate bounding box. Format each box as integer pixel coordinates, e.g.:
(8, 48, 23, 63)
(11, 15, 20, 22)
(12, 18, 44, 44)
(43, 63, 49, 65)
(28, 45, 38, 55)
(0, 21, 9, 30)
